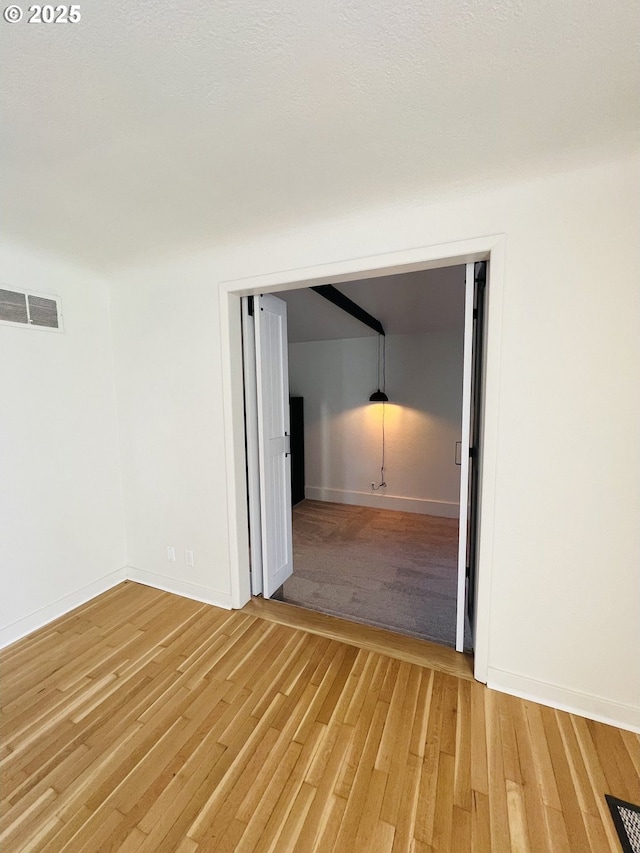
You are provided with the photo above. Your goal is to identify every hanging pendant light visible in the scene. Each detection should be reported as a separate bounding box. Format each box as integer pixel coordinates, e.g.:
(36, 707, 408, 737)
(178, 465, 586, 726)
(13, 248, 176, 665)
(369, 333, 389, 402)
(369, 389, 389, 403)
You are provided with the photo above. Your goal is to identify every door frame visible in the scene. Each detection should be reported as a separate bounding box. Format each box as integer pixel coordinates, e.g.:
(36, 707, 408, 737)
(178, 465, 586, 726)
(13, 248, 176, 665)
(455, 262, 476, 651)
(219, 234, 505, 683)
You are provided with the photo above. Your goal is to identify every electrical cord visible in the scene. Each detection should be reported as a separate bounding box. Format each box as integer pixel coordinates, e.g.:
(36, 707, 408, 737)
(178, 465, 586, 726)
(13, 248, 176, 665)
(371, 376, 387, 492)
(372, 333, 387, 491)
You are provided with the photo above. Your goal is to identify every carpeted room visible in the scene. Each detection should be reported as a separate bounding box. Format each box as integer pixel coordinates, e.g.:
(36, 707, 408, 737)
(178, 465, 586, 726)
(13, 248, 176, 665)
(273, 268, 470, 649)
(284, 500, 461, 646)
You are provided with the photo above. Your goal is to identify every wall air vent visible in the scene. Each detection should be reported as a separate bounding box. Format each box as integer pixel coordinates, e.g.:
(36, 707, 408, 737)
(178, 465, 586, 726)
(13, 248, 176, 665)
(0, 288, 63, 331)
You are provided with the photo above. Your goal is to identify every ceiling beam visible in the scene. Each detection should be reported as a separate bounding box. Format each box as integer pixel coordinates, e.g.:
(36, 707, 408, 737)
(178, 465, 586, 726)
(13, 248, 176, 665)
(310, 285, 385, 336)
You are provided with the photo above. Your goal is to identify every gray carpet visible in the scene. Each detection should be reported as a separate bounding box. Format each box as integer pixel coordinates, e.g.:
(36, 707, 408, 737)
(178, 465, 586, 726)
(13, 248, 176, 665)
(282, 500, 468, 649)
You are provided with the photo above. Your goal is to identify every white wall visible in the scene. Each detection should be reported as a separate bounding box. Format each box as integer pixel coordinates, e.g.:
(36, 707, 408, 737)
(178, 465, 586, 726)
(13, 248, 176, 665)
(109, 152, 639, 730)
(109, 274, 234, 606)
(0, 242, 126, 646)
(288, 332, 464, 516)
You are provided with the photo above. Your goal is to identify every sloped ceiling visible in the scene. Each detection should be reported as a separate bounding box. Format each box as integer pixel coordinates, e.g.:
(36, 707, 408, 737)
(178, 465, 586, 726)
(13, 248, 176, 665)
(1, 0, 638, 271)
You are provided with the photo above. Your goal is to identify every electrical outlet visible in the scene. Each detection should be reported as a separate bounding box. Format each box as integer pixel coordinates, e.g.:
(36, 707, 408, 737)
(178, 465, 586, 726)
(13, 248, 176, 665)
(185, 550, 194, 567)
(167, 546, 176, 562)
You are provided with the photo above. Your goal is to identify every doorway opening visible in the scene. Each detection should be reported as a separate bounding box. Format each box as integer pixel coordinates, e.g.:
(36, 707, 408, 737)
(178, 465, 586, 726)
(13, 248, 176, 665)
(240, 261, 486, 654)
(282, 266, 469, 649)
(219, 235, 503, 682)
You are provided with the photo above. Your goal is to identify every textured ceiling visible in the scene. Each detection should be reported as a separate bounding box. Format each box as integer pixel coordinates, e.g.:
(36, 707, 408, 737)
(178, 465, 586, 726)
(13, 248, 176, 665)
(1, 0, 638, 270)
(280, 265, 465, 342)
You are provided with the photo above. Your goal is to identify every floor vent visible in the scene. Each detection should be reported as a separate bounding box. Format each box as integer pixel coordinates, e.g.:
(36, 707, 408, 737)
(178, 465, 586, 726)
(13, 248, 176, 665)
(606, 795, 640, 853)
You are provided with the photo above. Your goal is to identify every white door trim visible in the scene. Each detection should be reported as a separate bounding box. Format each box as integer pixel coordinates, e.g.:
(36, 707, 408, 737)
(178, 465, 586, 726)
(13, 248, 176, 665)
(219, 234, 506, 684)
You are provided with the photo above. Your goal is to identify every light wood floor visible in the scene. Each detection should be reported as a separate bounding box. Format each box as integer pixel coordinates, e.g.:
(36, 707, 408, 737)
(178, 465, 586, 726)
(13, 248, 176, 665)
(1, 582, 638, 852)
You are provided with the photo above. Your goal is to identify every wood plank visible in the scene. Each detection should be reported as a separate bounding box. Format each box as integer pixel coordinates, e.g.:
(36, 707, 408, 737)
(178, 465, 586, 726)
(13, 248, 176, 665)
(485, 688, 513, 852)
(570, 714, 625, 853)
(431, 750, 455, 851)
(454, 678, 472, 811)
(413, 673, 445, 845)
(540, 706, 592, 852)
(511, 697, 553, 853)
(471, 790, 492, 852)
(332, 701, 390, 847)
(379, 665, 422, 825)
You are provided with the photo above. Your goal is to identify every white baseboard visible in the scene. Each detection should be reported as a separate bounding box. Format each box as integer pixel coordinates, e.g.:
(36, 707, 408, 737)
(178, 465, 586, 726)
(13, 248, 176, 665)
(487, 666, 640, 734)
(0, 566, 128, 650)
(126, 567, 233, 610)
(0, 566, 234, 651)
(305, 486, 459, 518)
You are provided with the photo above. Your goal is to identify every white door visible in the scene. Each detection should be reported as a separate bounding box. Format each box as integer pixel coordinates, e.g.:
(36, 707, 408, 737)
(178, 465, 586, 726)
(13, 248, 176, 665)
(455, 263, 475, 651)
(241, 297, 263, 596)
(254, 293, 293, 597)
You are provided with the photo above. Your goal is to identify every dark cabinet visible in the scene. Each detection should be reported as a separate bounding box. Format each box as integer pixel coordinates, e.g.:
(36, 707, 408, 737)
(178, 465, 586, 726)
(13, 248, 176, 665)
(289, 397, 305, 505)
